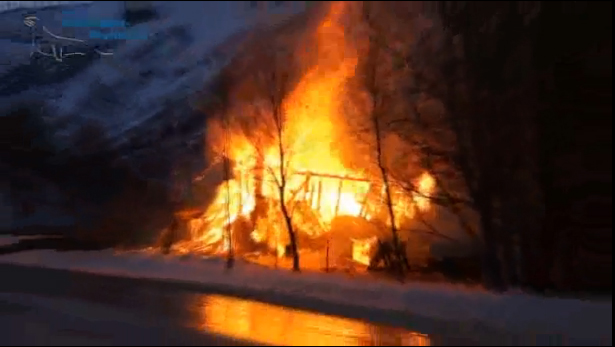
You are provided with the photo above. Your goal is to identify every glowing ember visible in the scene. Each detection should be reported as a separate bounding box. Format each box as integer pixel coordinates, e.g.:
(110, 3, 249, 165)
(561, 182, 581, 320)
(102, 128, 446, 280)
(413, 173, 435, 212)
(351, 236, 378, 266)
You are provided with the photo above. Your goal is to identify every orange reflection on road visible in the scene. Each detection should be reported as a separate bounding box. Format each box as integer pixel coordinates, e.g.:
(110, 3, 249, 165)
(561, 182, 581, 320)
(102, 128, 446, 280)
(193, 294, 430, 346)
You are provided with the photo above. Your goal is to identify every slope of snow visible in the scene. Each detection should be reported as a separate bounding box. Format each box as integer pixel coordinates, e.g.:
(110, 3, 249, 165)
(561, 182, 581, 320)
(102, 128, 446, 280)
(1, 1, 307, 233)
(0, 248, 611, 345)
(1, 1, 306, 146)
(0, 1, 91, 13)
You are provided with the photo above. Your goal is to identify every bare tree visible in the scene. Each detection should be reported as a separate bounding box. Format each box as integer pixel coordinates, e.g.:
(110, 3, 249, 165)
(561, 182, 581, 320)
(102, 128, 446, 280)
(364, 1, 613, 292)
(357, 2, 407, 275)
(230, 45, 301, 272)
(222, 104, 235, 269)
(403, 2, 556, 291)
(357, 1, 520, 289)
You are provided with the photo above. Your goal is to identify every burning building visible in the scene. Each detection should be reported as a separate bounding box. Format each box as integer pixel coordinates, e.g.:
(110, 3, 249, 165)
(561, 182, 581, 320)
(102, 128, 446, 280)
(164, 2, 437, 269)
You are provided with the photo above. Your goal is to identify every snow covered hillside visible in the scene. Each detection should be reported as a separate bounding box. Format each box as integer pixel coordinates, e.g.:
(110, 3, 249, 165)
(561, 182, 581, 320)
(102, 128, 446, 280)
(0, 1, 91, 13)
(1, 1, 305, 142)
(1, 1, 307, 235)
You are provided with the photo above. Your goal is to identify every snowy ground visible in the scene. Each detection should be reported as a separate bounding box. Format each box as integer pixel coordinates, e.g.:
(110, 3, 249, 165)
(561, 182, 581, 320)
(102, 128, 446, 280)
(0, 236, 611, 346)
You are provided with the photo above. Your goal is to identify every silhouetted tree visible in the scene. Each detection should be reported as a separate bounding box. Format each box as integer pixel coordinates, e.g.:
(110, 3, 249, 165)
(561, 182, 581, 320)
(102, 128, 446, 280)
(1, 101, 56, 166)
(358, 2, 407, 276)
(363, 1, 611, 292)
(221, 45, 301, 271)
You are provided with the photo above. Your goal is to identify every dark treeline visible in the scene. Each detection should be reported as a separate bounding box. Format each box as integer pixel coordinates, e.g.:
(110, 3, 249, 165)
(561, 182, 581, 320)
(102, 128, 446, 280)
(413, 1, 611, 293)
(1, 100, 207, 248)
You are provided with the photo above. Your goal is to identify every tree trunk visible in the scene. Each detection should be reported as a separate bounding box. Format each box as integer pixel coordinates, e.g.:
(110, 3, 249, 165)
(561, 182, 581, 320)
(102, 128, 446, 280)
(251, 156, 267, 225)
(379, 167, 402, 259)
(276, 112, 300, 271)
(477, 199, 505, 291)
(500, 228, 519, 288)
(279, 185, 300, 271)
(362, 2, 402, 265)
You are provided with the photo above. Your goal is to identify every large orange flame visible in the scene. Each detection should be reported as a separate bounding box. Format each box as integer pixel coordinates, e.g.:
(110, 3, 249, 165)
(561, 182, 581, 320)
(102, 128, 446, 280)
(174, 2, 435, 262)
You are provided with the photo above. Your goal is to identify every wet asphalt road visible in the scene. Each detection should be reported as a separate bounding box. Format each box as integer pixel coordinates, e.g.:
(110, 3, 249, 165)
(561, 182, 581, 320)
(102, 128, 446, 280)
(2, 262, 607, 346)
(0, 263, 256, 346)
(0, 263, 432, 346)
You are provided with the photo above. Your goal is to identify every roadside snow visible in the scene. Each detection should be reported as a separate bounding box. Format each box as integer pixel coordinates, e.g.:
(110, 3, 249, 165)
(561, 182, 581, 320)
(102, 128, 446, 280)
(0, 236, 20, 246)
(0, 247, 611, 344)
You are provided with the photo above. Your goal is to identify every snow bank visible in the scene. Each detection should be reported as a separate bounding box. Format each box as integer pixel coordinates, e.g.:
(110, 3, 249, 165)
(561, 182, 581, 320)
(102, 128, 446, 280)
(0, 235, 61, 245)
(0, 248, 611, 344)
(0, 236, 21, 246)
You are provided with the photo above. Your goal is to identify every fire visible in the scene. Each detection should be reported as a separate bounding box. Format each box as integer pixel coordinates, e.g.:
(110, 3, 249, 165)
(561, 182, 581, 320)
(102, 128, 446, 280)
(352, 236, 378, 266)
(173, 2, 437, 262)
(413, 172, 436, 212)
